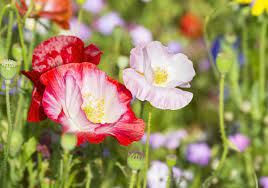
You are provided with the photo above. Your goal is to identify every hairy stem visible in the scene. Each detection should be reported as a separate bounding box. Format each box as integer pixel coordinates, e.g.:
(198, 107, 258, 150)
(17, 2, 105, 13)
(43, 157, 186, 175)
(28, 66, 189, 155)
(143, 111, 152, 188)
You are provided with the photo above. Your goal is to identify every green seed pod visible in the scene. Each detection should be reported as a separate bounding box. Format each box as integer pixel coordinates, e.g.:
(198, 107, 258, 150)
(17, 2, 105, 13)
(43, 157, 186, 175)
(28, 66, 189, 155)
(10, 130, 24, 157)
(166, 154, 177, 167)
(61, 134, 77, 151)
(127, 151, 144, 171)
(0, 59, 19, 80)
(117, 56, 129, 69)
(216, 52, 234, 74)
(12, 44, 23, 61)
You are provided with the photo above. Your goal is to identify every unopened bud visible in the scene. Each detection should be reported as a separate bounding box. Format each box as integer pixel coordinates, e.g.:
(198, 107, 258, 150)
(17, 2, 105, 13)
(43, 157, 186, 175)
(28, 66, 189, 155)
(166, 154, 177, 167)
(127, 151, 144, 171)
(216, 52, 234, 74)
(12, 44, 23, 61)
(240, 101, 251, 114)
(61, 134, 77, 151)
(10, 130, 24, 156)
(224, 111, 234, 122)
(0, 59, 19, 80)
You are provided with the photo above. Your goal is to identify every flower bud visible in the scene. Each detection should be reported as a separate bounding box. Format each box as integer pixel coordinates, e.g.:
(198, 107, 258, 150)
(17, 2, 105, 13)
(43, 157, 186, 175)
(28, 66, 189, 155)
(166, 154, 177, 167)
(61, 134, 77, 151)
(117, 56, 129, 69)
(127, 151, 144, 171)
(216, 52, 234, 74)
(12, 44, 23, 61)
(10, 130, 24, 156)
(0, 59, 19, 80)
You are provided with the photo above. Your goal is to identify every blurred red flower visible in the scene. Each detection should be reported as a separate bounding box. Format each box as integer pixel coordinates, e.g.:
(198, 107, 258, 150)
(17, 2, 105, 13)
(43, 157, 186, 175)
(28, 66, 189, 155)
(180, 12, 203, 39)
(22, 35, 102, 122)
(16, 0, 72, 29)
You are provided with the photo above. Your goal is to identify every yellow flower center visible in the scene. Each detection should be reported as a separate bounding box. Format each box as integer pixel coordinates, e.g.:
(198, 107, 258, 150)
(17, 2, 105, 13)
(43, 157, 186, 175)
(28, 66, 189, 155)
(81, 93, 105, 124)
(153, 67, 168, 86)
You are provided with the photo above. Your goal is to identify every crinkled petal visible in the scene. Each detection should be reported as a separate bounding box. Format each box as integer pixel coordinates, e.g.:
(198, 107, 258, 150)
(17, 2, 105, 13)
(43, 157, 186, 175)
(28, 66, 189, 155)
(83, 44, 103, 65)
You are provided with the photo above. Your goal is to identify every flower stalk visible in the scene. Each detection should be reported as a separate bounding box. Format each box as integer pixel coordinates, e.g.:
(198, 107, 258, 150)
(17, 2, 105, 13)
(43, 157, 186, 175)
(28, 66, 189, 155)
(129, 170, 137, 188)
(143, 110, 152, 188)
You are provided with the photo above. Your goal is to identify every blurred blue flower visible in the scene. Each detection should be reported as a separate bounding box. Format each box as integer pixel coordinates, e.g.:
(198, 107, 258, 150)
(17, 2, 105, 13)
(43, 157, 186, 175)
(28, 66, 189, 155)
(167, 41, 182, 53)
(94, 12, 124, 35)
(198, 58, 210, 72)
(229, 133, 250, 152)
(69, 18, 92, 40)
(186, 143, 211, 166)
(165, 130, 187, 150)
(211, 36, 244, 65)
(260, 177, 268, 188)
(142, 133, 166, 149)
(83, 0, 105, 14)
(129, 25, 152, 46)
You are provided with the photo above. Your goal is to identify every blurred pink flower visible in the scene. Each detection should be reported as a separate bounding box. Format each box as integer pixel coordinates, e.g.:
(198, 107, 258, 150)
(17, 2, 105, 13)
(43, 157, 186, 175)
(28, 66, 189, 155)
(123, 41, 196, 110)
(229, 133, 250, 152)
(129, 25, 152, 46)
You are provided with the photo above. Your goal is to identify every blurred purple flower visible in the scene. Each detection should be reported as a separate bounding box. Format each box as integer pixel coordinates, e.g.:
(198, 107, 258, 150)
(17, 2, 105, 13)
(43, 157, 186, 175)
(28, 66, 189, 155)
(70, 18, 92, 40)
(103, 148, 110, 157)
(37, 144, 51, 159)
(186, 143, 211, 166)
(167, 41, 182, 53)
(165, 130, 187, 150)
(260, 177, 268, 188)
(129, 25, 152, 46)
(147, 161, 182, 188)
(229, 133, 250, 152)
(83, 0, 105, 14)
(94, 12, 124, 35)
(198, 58, 211, 72)
(142, 133, 166, 149)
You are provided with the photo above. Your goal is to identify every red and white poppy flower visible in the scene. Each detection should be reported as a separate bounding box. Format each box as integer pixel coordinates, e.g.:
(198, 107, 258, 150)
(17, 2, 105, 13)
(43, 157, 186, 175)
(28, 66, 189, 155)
(22, 35, 102, 122)
(39, 63, 145, 145)
(16, 0, 72, 29)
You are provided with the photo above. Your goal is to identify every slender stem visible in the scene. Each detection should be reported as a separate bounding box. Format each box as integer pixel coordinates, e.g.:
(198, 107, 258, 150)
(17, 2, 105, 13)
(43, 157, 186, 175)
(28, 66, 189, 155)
(136, 171, 141, 188)
(166, 166, 172, 188)
(129, 170, 137, 188)
(5, 8, 14, 56)
(2, 80, 13, 187)
(143, 111, 152, 188)
(216, 74, 228, 171)
(259, 18, 267, 113)
(85, 164, 92, 188)
(17, 18, 29, 71)
(242, 20, 249, 92)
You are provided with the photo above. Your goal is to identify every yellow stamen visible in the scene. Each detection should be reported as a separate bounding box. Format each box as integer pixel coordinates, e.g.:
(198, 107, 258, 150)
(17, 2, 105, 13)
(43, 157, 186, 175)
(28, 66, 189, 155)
(81, 93, 105, 124)
(153, 67, 168, 86)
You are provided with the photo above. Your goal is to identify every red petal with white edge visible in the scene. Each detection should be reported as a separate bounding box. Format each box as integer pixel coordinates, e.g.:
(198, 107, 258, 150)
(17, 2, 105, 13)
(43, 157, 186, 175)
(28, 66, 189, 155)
(32, 36, 85, 73)
(40, 63, 144, 146)
(83, 44, 103, 65)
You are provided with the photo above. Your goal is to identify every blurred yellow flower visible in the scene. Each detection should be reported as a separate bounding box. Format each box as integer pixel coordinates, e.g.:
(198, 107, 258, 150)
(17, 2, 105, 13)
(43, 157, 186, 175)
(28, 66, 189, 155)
(251, 0, 268, 16)
(235, 0, 251, 4)
(235, 0, 268, 16)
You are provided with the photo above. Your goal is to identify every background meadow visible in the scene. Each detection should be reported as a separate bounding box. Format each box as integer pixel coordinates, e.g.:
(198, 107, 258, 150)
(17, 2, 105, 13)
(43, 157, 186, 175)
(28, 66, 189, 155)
(0, 0, 268, 187)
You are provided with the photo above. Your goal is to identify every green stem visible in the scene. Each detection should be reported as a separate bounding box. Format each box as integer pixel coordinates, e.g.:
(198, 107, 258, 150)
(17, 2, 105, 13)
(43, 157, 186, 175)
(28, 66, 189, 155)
(2, 80, 13, 187)
(242, 20, 249, 92)
(129, 170, 137, 188)
(216, 74, 228, 171)
(136, 171, 141, 188)
(259, 18, 267, 113)
(85, 164, 92, 188)
(166, 166, 172, 188)
(142, 111, 152, 188)
(5, 7, 14, 56)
